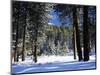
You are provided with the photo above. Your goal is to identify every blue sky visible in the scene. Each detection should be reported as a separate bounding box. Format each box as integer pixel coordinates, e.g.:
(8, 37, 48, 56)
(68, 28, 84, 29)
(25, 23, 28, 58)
(48, 10, 72, 26)
(49, 11, 61, 25)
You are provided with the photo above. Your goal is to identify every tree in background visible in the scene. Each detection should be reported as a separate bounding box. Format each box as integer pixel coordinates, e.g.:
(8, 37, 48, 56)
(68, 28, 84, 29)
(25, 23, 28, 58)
(12, 1, 96, 63)
(54, 5, 83, 60)
(19, 2, 28, 61)
(12, 2, 20, 62)
(88, 6, 96, 53)
(26, 2, 54, 62)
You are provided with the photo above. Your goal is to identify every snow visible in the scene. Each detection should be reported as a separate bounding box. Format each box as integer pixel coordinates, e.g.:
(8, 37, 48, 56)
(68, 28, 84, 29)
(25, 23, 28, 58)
(12, 54, 96, 74)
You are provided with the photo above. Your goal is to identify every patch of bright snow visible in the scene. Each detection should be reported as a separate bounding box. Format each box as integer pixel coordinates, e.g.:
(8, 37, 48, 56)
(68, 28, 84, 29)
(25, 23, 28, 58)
(12, 55, 96, 74)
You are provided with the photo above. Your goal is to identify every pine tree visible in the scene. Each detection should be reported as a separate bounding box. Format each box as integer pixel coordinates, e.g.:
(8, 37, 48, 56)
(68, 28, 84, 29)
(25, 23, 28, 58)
(26, 2, 54, 62)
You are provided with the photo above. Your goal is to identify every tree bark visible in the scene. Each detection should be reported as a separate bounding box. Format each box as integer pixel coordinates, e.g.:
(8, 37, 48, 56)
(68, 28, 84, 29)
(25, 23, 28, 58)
(14, 16, 19, 62)
(22, 3, 27, 61)
(34, 17, 38, 63)
(83, 6, 90, 61)
(73, 7, 83, 61)
(13, 4, 20, 62)
(73, 27, 77, 59)
(34, 33, 37, 63)
(22, 24, 26, 61)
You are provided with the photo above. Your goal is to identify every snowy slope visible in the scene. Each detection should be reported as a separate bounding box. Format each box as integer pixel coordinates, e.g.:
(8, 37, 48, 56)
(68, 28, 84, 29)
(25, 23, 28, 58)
(12, 55, 96, 74)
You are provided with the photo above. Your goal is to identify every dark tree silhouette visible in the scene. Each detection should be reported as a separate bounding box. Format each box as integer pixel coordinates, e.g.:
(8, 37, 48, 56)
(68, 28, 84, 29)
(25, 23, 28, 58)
(83, 6, 90, 61)
(72, 25, 77, 59)
(73, 6, 82, 61)
(21, 3, 28, 61)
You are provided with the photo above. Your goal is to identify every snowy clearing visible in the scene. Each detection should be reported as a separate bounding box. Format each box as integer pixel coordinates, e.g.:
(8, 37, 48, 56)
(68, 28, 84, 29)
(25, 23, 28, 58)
(12, 55, 96, 74)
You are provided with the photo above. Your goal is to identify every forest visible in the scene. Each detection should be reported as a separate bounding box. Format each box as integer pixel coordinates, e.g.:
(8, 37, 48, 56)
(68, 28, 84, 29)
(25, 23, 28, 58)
(12, 1, 96, 64)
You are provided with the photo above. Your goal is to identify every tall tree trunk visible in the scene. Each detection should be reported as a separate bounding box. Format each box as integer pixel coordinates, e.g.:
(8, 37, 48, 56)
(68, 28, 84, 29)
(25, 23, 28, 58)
(34, 34, 37, 63)
(34, 21, 38, 63)
(73, 27, 77, 59)
(83, 6, 90, 61)
(31, 38, 34, 61)
(22, 3, 27, 61)
(88, 18, 92, 53)
(22, 24, 26, 61)
(14, 18, 19, 62)
(73, 7, 82, 61)
(13, 5, 20, 62)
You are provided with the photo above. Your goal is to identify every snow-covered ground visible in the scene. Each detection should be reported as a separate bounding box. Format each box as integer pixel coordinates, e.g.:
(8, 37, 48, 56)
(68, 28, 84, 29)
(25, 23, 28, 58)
(12, 54, 96, 74)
